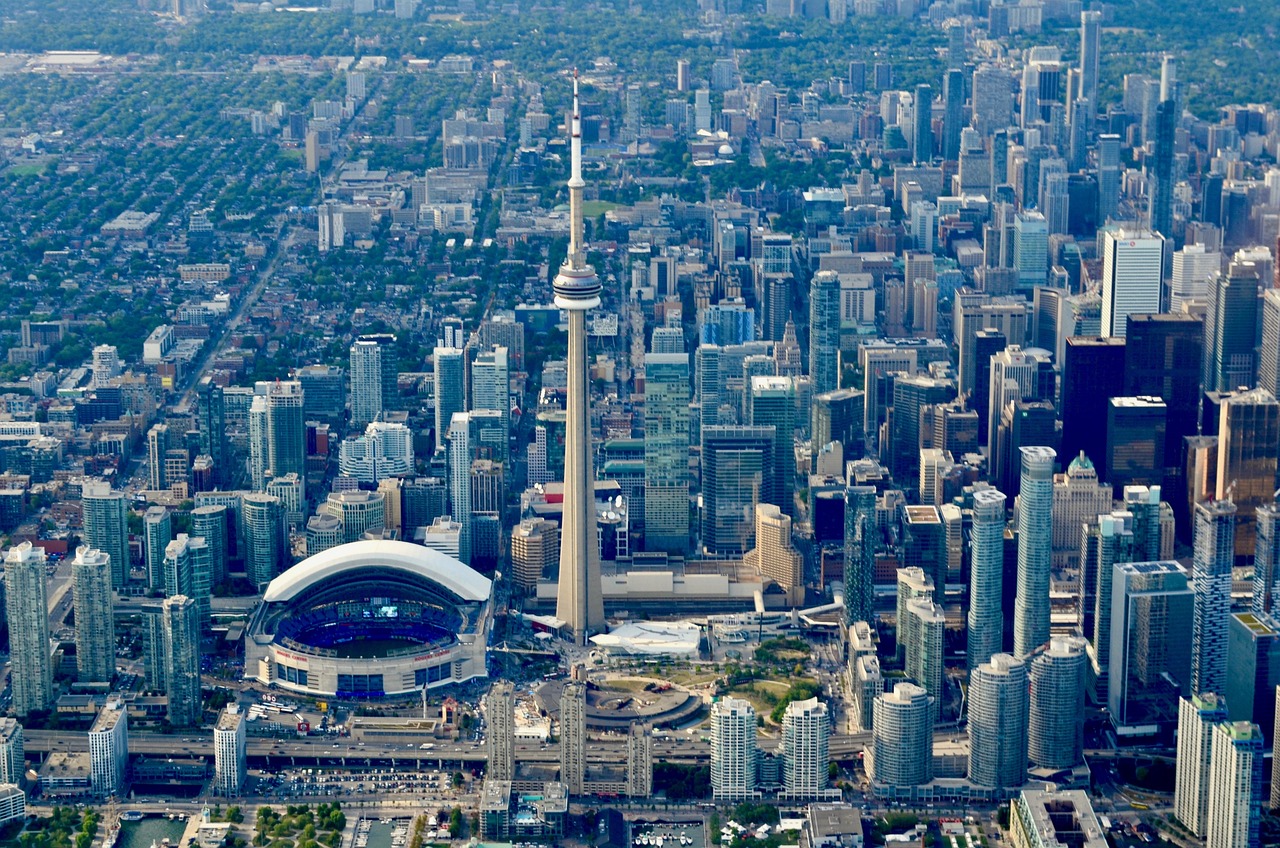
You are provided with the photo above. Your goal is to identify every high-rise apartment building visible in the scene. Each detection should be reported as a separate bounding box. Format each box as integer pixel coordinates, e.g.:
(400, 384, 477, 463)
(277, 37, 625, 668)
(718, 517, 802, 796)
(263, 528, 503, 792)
(870, 683, 932, 788)
(809, 271, 842, 395)
(433, 346, 466, 454)
(1027, 636, 1087, 771)
(968, 488, 1008, 669)
(904, 598, 946, 722)
(88, 700, 127, 797)
(485, 681, 515, 782)
(1106, 561, 1193, 732)
(242, 493, 285, 589)
(143, 506, 172, 590)
(1255, 503, 1280, 615)
(1014, 446, 1056, 658)
(82, 480, 130, 588)
(471, 345, 510, 462)
(1193, 499, 1237, 695)
(844, 485, 877, 626)
(967, 653, 1028, 790)
(350, 338, 384, 427)
(0, 720, 23, 785)
(4, 542, 52, 717)
(190, 504, 228, 588)
(262, 380, 306, 504)
(72, 546, 116, 684)
(780, 697, 830, 800)
(626, 722, 653, 798)
(560, 682, 586, 795)
(214, 704, 247, 797)
(1176, 693, 1230, 837)
(1206, 721, 1264, 848)
(163, 595, 202, 727)
(711, 698, 757, 801)
(195, 376, 229, 486)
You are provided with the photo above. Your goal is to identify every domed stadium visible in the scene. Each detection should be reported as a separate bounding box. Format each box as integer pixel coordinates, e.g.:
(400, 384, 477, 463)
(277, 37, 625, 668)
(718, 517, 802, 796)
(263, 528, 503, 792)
(244, 540, 492, 698)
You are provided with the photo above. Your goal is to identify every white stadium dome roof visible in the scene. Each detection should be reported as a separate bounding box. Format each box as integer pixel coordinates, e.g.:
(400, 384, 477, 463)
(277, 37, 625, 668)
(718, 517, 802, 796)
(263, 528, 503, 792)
(262, 539, 491, 604)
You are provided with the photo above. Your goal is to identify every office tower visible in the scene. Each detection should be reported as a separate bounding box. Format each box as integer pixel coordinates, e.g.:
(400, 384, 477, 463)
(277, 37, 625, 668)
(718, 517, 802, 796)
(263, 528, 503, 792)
(305, 514, 342, 556)
(1261, 291, 1280, 400)
(72, 547, 115, 684)
(82, 480, 130, 588)
(809, 271, 841, 395)
(1218, 389, 1279, 557)
(701, 426, 776, 555)
(320, 490, 387, 543)
(844, 484, 877, 625)
(626, 722, 653, 798)
(0, 720, 23, 785)
(553, 79, 605, 646)
(1060, 337, 1125, 467)
(986, 345, 1038, 454)
(1255, 503, 1280, 615)
(1273, 687, 1280, 810)
(967, 653, 1029, 790)
(1101, 229, 1164, 339)
(1014, 447, 1055, 658)
(746, 376, 796, 514)
(744, 504, 803, 606)
(780, 697, 829, 800)
(904, 598, 945, 721)
(433, 345, 466, 454)
(1206, 721, 1264, 848)
(195, 376, 228, 486)
(162, 595, 201, 727)
(1038, 159, 1069, 236)
(190, 504, 228, 587)
(1149, 56, 1177, 238)
(869, 683, 932, 788)
(1193, 499, 1237, 695)
(889, 374, 954, 485)
(1123, 313, 1204, 472)
(1226, 611, 1280, 744)
(1013, 212, 1049, 286)
(1171, 244, 1222, 315)
(263, 380, 306, 503)
(242, 493, 284, 589)
(1095, 133, 1121, 224)
(559, 680, 586, 795)
(1176, 693, 1231, 837)
(296, 363, 346, 424)
(1051, 454, 1111, 569)
(811, 389, 864, 459)
(644, 353, 690, 553)
(970, 329, 1005, 445)
(968, 489, 1008, 669)
(711, 697, 757, 801)
(1079, 11, 1101, 114)
(1027, 636, 1087, 770)
(911, 84, 932, 163)
(214, 705, 247, 797)
(142, 506, 171, 590)
(471, 345, 510, 462)
(4, 543, 51, 717)
(971, 65, 1014, 137)
(1205, 264, 1261, 393)
(1107, 561, 1193, 731)
(349, 338, 384, 427)
(88, 701, 127, 797)
(942, 69, 963, 161)
(485, 681, 515, 782)
(1105, 397, 1167, 491)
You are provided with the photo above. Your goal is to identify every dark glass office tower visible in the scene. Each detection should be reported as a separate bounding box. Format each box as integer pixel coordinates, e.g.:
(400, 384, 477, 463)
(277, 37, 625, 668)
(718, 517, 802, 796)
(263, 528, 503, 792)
(1061, 336, 1126, 471)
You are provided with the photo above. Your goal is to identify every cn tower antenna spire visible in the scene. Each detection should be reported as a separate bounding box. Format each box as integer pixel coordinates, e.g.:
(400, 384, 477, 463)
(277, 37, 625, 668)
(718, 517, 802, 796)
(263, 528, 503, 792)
(567, 69, 586, 270)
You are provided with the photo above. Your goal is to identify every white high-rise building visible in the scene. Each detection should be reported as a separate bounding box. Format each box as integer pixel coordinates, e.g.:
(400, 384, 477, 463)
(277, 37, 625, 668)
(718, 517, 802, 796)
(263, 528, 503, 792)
(4, 542, 52, 717)
(82, 480, 130, 588)
(338, 421, 414, 483)
(967, 488, 1008, 668)
(1206, 721, 1264, 848)
(1014, 446, 1056, 658)
(1027, 636, 1087, 770)
(1100, 229, 1165, 339)
(869, 683, 932, 788)
(72, 546, 116, 684)
(88, 700, 128, 797)
(1171, 244, 1222, 314)
(711, 697, 757, 801)
(967, 653, 1029, 790)
(904, 598, 945, 722)
(0, 720, 24, 785)
(1175, 692, 1229, 838)
(853, 655, 882, 733)
(91, 344, 120, 388)
(780, 697, 830, 800)
(349, 338, 384, 427)
(471, 346, 510, 463)
(433, 346, 466, 455)
(142, 506, 171, 590)
(214, 704, 247, 797)
(447, 412, 473, 565)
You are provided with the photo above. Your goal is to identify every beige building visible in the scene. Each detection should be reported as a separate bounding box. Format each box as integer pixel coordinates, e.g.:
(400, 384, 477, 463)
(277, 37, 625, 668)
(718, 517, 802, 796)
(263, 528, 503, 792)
(744, 503, 803, 605)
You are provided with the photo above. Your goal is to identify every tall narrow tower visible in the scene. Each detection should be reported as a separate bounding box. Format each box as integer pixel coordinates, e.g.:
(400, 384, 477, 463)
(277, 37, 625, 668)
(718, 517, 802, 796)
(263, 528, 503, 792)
(554, 74, 605, 644)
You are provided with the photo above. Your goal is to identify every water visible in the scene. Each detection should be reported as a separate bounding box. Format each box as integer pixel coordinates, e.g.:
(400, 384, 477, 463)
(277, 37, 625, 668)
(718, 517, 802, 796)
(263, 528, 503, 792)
(118, 818, 188, 848)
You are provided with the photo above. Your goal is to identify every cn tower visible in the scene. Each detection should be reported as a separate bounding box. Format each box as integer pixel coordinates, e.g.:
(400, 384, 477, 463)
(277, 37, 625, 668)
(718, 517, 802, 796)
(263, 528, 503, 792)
(553, 73, 605, 645)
